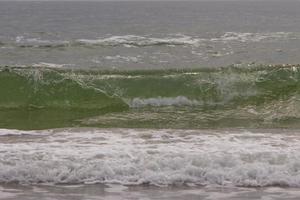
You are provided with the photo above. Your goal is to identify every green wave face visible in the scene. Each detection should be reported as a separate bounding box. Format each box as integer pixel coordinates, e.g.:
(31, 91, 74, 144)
(1, 65, 300, 129)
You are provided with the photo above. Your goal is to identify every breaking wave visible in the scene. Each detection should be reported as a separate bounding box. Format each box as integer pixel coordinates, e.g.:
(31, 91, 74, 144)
(1, 64, 300, 129)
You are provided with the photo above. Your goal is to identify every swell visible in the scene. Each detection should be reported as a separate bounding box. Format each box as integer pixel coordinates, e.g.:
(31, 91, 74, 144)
(1, 64, 300, 129)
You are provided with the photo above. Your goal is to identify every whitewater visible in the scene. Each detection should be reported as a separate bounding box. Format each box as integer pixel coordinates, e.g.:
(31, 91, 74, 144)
(1, 128, 300, 187)
(2, 1, 300, 199)
(1, 128, 300, 200)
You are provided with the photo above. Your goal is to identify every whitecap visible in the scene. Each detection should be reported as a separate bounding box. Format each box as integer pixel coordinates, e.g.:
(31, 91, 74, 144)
(211, 32, 292, 43)
(76, 35, 201, 47)
(129, 96, 199, 108)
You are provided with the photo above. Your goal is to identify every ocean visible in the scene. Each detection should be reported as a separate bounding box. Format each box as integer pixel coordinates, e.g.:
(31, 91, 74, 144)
(1, 1, 300, 199)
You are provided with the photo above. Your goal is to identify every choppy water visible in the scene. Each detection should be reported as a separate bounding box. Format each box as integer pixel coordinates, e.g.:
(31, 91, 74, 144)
(2, 1, 300, 199)
(1, 1, 300, 69)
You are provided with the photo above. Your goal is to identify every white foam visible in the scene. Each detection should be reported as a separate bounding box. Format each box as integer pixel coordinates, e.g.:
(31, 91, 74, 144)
(0, 129, 47, 136)
(129, 96, 199, 108)
(31, 62, 72, 69)
(0, 191, 17, 199)
(76, 32, 295, 48)
(76, 35, 201, 47)
(104, 55, 140, 63)
(211, 32, 291, 43)
(12, 32, 297, 50)
(1, 128, 300, 187)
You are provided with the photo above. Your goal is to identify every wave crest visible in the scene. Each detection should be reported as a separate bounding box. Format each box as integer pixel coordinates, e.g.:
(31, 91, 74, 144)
(129, 96, 199, 108)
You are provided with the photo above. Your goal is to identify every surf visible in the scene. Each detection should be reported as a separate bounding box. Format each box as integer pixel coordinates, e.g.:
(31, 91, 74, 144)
(1, 64, 300, 129)
(1, 128, 300, 187)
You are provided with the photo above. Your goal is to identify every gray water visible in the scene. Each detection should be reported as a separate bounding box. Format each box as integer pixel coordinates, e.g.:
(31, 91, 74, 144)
(2, 1, 300, 200)
(1, 1, 300, 69)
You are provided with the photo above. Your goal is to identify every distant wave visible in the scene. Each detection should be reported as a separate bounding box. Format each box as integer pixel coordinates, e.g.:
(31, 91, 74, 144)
(3, 32, 297, 49)
(211, 32, 292, 43)
(76, 35, 200, 47)
(73, 32, 298, 47)
(15, 36, 70, 48)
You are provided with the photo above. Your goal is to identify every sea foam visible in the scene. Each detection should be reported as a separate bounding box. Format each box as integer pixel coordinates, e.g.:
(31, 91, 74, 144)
(1, 128, 300, 187)
(129, 96, 199, 107)
(76, 35, 200, 47)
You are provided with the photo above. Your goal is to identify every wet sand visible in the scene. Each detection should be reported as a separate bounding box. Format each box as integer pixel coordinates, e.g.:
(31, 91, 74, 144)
(1, 184, 300, 200)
